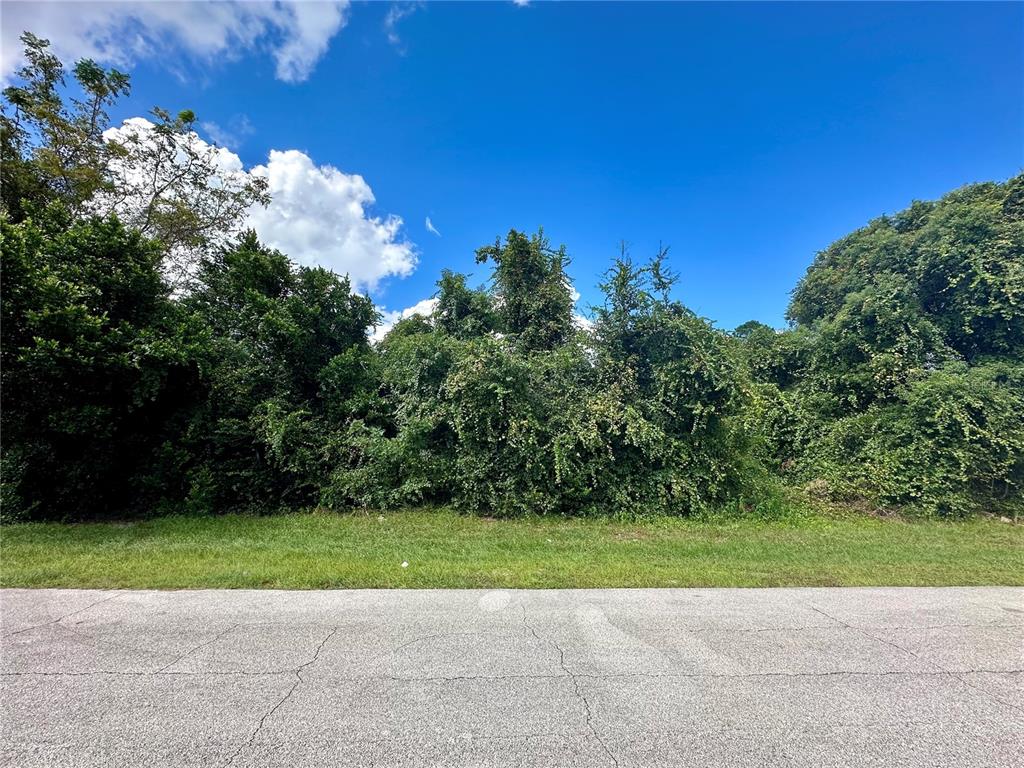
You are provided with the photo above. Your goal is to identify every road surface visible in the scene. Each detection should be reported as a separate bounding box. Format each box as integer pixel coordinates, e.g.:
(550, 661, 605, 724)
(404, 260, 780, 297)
(1, 587, 1022, 767)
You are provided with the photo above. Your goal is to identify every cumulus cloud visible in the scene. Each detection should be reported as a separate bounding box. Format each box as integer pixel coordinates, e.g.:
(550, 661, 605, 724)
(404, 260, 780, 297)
(96, 117, 416, 293)
(372, 297, 438, 342)
(425, 217, 441, 237)
(95, 116, 255, 286)
(1, 0, 349, 83)
(247, 149, 417, 292)
(102, 115, 247, 180)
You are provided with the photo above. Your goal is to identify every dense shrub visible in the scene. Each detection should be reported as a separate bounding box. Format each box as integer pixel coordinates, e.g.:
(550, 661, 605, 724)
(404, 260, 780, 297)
(322, 247, 757, 518)
(175, 233, 377, 513)
(2, 37, 1020, 520)
(799, 363, 1024, 516)
(739, 175, 1024, 516)
(789, 179, 1023, 363)
(0, 208, 203, 519)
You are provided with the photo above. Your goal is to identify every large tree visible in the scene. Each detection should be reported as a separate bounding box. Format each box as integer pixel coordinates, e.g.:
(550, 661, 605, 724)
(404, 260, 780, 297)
(1, 34, 268, 286)
(178, 233, 378, 511)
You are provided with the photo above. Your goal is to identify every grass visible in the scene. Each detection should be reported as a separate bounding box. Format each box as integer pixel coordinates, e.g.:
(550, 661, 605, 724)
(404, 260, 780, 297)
(1, 507, 1021, 589)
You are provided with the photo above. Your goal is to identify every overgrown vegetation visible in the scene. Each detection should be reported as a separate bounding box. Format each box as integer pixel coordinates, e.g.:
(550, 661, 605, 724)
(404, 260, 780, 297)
(2, 37, 1022, 523)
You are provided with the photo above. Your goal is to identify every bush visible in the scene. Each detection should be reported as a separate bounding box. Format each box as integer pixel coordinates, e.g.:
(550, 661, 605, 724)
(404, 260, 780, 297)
(2, 36, 1019, 519)
(801, 363, 1024, 515)
(0, 209, 202, 519)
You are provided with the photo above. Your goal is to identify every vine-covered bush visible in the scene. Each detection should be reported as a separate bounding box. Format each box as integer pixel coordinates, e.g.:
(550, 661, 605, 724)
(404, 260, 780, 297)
(2, 37, 1020, 520)
(739, 176, 1024, 516)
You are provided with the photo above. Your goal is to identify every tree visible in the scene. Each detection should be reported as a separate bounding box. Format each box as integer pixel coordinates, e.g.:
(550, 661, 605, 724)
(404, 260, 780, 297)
(0, 209, 202, 520)
(768, 175, 1024, 514)
(178, 233, 377, 511)
(475, 229, 574, 351)
(1, 33, 129, 219)
(434, 269, 497, 339)
(789, 176, 1023, 362)
(1, 34, 269, 286)
(4, 32, 1019, 520)
(580, 247, 754, 515)
(93, 112, 269, 287)
(731, 321, 810, 390)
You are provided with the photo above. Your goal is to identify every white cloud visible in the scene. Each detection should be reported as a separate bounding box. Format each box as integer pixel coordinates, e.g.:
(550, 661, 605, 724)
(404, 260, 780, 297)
(270, 1, 349, 82)
(102, 115, 246, 176)
(512, 0, 530, 6)
(95, 116, 253, 285)
(372, 297, 438, 342)
(425, 216, 441, 237)
(573, 313, 594, 331)
(248, 149, 417, 292)
(96, 117, 416, 293)
(1, 0, 349, 83)
(383, 2, 421, 48)
(567, 280, 592, 330)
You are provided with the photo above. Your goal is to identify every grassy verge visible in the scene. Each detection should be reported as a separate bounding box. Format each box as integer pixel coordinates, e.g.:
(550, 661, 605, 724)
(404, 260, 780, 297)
(1, 508, 1021, 589)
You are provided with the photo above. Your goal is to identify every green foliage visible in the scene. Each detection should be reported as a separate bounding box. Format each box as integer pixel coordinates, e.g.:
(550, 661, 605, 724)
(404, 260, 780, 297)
(1, 34, 268, 288)
(804, 277, 952, 414)
(333, 246, 756, 518)
(741, 175, 1024, 516)
(579, 249, 756, 515)
(1, 35, 1019, 521)
(442, 337, 557, 514)
(0, 208, 202, 520)
(434, 269, 497, 338)
(803, 363, 1024, 516)
(789, 178, 1023, 362)
(475, 229, 573, 351)
(177, 233, 377, 512)
(1, 33, 130, 219)
(325, 327, 459, 510)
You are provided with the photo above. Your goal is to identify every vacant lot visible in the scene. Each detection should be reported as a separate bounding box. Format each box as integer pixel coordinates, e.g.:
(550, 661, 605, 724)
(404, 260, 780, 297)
(1, 509, 1021, 589)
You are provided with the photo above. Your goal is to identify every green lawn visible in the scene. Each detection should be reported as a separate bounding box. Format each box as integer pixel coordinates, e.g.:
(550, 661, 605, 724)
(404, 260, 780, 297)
(1, 508, 1021, 589)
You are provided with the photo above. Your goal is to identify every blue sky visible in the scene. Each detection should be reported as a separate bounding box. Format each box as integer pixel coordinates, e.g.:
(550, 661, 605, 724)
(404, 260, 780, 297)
(6, 1, 1023, 329)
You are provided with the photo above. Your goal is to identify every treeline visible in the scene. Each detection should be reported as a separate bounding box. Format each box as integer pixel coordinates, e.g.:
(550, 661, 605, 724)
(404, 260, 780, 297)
(2, 38, 1022, 521)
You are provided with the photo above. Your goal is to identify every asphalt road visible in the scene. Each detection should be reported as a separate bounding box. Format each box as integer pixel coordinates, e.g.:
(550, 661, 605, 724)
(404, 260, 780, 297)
(1, 587, 1021, 767)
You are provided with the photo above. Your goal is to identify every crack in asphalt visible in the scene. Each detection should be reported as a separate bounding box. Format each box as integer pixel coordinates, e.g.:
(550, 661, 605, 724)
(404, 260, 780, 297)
(51, 620, 184, 661)
(156, 624, 240, 673)
(4, 667, 1021, 681)
(805, 603, 1024, 715)
(5, 592, 1024, 767)
(4, 593, 1019, 765)
(676, 622, 1022, 633)
(521, 605, 621, 768)
(3, 593, 121, 638)
(224, 626, 339, 767)
(388, 631, 503, 656)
